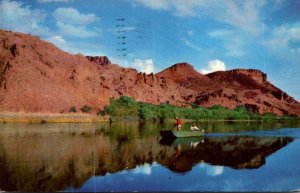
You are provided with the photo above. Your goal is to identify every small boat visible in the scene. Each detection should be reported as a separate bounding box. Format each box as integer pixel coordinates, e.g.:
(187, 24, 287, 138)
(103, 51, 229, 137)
(159, 130, 206, 138)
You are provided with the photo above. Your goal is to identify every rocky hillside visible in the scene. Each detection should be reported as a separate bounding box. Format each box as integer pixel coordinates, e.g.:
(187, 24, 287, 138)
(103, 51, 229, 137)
(202, 70, 299, 115)
(0, 30, 299, 116)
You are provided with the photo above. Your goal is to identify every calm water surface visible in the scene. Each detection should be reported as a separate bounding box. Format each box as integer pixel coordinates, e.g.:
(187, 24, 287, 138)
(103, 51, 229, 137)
(0, 121, 299, 192)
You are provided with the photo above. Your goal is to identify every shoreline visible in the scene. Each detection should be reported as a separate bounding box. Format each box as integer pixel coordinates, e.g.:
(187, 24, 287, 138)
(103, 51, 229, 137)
(0, 112, 298, 123)
(0, 112, 110, 123)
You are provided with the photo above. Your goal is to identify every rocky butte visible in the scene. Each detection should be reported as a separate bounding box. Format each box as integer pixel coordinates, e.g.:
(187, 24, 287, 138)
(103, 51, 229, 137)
(0, 29, 299, 116)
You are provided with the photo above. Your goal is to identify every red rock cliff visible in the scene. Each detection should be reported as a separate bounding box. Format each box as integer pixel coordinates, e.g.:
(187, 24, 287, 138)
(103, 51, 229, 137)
(0, 30, 299, 116)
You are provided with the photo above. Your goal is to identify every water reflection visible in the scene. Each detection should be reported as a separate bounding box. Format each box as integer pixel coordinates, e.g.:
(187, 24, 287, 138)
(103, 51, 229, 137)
(159, 136, 293, 172)
(0, 121, 299, 192)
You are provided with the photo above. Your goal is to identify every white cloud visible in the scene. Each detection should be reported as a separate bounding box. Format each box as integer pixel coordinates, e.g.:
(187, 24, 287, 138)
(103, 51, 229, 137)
(109, 57, 154, 74)
(197, 163, 224, 176)
(224, 37, 244, 57)
(265, 23, 300, 59)
(172, 0, 208, 17)
(208, 29, 233, 38)
(182, 38, 203, 52)
(132, 59, 154, 74)
(133, 164, 152, 175)
(45, 35, 72, 52)
(187, 30, 194, 36)
(45, 35, 106, 56)
(200, 59, 226, 74)
(131, 0, 203, 16)
(132, 0, 207, 17)
(52, 7, 99, 38)
(207, 166, 224, 176)
(222, 0, 263, 35)
(130, 0, 265, 35)
(289, 27, 300, 41)
(266, 24, 300, 48)
(53, 7, 97, 25)
(208, 29, 244, 57)
(46, 35, 66, 45)
(109, 56, 129, 66)
(263, 23, 300, 101)
(37, 0, 71, 3)
(132, 0, 171, 10)
(0, 0, 49, 36)
(56, 21, 98, 38)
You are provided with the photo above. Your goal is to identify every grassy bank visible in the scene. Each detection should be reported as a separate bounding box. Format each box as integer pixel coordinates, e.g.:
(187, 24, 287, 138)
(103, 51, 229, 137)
(1, 96, 298, 123)
(0, 112, 110, 123)
(100, 96, 299, 122)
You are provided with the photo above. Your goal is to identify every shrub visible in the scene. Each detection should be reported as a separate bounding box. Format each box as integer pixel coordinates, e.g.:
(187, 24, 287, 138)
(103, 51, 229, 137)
(81, 105, 91, 113)
(263, 112, 276, 117)
(191, 103, 200, 109)
(69, 106, 77, 113)
(100, 95, 293, 121)
(120, 95, 136, 106)
(210, 105, 225, 110)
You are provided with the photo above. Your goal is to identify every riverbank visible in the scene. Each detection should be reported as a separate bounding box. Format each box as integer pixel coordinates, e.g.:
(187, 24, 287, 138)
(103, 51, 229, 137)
(1, 112, 299, 123)
(0, 112, 110, 123)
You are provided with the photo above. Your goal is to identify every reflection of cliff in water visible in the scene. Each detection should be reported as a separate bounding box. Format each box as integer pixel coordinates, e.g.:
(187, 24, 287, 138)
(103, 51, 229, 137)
(158, 136, 293, 173)
(0, 123, 164, 192)
(0, 122, 295, 192)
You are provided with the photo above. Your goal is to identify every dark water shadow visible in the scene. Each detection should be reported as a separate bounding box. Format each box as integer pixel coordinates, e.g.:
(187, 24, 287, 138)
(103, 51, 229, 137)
(158, 135, 293, 173)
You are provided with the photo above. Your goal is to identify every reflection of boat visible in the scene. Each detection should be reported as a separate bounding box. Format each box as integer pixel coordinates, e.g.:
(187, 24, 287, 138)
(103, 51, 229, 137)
(159, 130, 206, 138)
(173, 137, 205, 146)
(159, 136, 205, 146)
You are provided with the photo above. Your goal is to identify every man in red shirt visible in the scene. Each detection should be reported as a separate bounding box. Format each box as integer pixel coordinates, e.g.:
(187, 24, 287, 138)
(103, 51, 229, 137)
(176, 117, 182, 131)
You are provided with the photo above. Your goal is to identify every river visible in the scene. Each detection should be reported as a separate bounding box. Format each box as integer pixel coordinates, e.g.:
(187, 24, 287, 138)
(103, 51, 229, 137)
(0, 121, 299, 192)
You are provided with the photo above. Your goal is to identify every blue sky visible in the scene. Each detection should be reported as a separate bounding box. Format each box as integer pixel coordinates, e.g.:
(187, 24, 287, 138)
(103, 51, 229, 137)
(0, 0, 299, 101)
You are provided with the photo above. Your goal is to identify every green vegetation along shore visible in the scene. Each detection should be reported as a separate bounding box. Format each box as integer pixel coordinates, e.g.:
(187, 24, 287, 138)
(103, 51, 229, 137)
(100, 96, 299, 122)
(1, 96, 298, 123)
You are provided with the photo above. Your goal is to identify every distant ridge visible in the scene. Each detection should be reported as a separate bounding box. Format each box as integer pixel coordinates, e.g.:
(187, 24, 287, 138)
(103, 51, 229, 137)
(0, 29, 299, 116)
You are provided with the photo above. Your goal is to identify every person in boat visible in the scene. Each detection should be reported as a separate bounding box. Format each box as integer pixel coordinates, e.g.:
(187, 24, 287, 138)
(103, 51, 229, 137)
(191, 123, 205, 132)
(175, 117, 182, 131)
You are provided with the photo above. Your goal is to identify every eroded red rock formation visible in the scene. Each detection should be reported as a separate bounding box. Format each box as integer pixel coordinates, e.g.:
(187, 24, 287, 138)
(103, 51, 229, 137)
(0, 30, 299, 116)
(85, 56, 111, 66)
